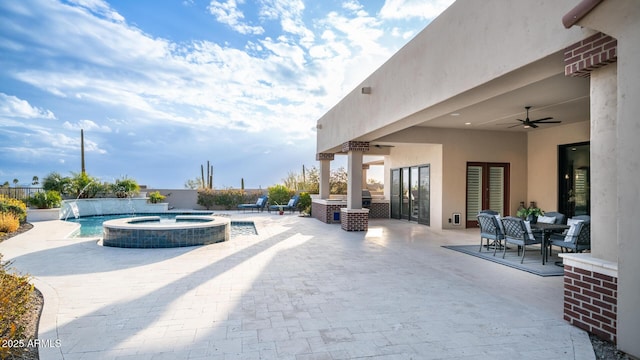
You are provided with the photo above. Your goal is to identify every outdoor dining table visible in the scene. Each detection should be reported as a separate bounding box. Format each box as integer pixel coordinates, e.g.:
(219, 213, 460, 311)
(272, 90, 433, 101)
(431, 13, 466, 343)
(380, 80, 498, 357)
(531, 222, 570, 265)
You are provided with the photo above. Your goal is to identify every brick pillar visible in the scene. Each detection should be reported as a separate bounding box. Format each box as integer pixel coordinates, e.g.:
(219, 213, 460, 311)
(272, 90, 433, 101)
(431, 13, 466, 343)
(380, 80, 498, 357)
(561, 254, 618, 343)
(564, 32, 617, 77)
(341, 208, 369, 231)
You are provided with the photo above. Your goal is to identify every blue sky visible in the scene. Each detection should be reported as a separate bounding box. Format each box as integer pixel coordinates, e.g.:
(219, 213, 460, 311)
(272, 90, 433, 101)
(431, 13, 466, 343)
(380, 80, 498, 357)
(0, 0, 453, 189)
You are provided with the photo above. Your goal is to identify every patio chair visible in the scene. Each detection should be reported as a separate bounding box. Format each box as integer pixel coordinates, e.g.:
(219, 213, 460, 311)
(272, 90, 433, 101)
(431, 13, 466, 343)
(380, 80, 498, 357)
(237, 195, 268, 212)
(500, 216, 542, 263)
(548, 217, 591, 257)
(540, 211, 566, 225)
(269, 195, 300, 213)
(477, 213, 506, 255)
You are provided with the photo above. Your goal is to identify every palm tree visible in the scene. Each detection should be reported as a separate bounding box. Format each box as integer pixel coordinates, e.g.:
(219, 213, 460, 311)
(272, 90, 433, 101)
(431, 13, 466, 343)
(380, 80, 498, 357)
(13, 179, 19, 187)
(32, 176, 39, 186)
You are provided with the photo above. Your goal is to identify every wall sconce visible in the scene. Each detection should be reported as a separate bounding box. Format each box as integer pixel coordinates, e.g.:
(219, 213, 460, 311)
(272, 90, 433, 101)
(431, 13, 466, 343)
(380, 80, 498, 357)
(361, 87, 372, 94)
(316, 124, 322, 130)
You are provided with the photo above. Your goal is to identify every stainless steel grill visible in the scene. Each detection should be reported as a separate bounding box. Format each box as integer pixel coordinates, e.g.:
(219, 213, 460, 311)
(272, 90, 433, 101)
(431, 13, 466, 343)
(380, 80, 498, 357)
(362, 190, 372, 208)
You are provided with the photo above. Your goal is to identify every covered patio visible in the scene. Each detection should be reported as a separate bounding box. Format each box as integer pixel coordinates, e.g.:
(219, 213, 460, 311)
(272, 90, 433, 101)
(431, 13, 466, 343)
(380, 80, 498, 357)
(314, 0, 639, 356)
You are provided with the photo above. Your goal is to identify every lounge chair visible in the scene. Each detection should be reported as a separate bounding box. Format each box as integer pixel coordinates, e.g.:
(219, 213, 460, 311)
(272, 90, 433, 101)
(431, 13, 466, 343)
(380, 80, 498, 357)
(269, 195, 300, 214)
(237, 195, 268, 212)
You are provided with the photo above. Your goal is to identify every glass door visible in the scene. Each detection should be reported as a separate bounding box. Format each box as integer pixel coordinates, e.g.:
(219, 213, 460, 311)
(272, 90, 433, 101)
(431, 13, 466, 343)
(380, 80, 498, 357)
(410, 167, 419, 221)
(391, 169, 400, 219)
(559, 142, 590, 217)
(401, 168, 410, 219)
(418, 165, 430, 225)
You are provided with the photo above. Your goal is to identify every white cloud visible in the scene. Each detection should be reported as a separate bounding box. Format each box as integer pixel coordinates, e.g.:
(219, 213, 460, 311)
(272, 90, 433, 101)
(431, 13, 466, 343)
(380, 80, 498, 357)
(209, 0, 265, 35)
(380, 0, 455, 20)
(0, 93, 56, 120)
(67, 0, 125, 22)
(63, 119, 112, 133)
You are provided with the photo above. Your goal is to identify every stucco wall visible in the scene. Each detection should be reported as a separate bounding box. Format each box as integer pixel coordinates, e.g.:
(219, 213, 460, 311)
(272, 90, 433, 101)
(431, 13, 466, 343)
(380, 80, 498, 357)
(527, 121, 590, 212)
(379, 127, 528, 229)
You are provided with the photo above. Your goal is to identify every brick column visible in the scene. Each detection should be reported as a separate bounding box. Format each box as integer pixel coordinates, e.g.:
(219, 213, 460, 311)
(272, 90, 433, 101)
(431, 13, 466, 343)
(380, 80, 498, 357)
(341, 208, 370, 231)
(564, 32, 617, 77)
(561, 254, 618, 343)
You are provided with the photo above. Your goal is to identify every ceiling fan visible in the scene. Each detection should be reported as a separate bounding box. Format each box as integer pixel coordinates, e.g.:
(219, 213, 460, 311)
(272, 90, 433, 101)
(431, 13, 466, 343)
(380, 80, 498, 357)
(510, 106, 561, 128)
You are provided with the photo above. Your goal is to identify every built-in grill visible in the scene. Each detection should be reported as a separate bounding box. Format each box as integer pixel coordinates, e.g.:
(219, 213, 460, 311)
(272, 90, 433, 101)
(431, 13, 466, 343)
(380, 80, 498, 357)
(362, 190, 372, 208)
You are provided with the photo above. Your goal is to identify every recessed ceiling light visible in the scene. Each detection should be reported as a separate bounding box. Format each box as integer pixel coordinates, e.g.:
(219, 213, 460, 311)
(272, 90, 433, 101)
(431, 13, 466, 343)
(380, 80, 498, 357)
(464, 122, 471, 125)
(450, 113, 460, 116)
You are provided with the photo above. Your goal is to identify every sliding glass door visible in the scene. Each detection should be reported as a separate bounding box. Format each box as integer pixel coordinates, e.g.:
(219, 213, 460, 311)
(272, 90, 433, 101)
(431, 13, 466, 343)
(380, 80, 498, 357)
(390, 165, 430, 225)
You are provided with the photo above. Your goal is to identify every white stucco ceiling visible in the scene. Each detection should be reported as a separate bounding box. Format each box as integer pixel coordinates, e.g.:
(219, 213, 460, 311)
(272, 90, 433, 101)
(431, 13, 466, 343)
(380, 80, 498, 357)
(415, 72, 591, 132)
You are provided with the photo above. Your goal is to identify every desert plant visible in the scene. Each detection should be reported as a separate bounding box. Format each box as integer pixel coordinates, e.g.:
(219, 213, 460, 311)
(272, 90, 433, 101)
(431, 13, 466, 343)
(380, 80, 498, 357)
(148, 191, 165, 204)
(0, 212, 20, 233)
(0, 254, 35, 359)
(267, 184, 294, 207)
(0, 195, 27, 223)
(214, 188, 245, 210)
(197, 188, 216, 210)
(27, 190, 62, 209)
(111, 177, 140, 198)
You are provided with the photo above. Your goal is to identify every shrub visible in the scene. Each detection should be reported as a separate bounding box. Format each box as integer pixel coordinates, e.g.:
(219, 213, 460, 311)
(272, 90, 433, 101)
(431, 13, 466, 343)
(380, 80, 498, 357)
(298, 192, 312, 214)
(197, 189, 246, 210)
(69, 172, 102, 199)
(0, 254, 34, 359)
(148, 191, 165, 204)
(42, 172, 72, 195)
(27, 190, 62, 209)
(0, 213, 20, 233)
(267, 184, 294, 207)
(214, 188, 245, 210)
(111, 177, 140, 198)
(197, 188, 216, 210)
(0, 195, 27, 223)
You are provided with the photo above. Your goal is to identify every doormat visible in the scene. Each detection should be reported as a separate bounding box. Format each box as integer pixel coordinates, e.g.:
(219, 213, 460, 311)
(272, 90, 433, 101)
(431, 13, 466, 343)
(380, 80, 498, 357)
(443, 245, 565, 277)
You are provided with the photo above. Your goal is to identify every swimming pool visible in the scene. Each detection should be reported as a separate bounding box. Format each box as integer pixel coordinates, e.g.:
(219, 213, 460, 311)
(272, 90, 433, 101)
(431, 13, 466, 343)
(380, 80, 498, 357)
(66, 213, 257, 238)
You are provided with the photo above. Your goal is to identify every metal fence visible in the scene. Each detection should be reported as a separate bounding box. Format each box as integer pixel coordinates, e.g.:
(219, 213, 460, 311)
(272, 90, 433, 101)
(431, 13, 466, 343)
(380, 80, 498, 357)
(0, 187, 43, 201)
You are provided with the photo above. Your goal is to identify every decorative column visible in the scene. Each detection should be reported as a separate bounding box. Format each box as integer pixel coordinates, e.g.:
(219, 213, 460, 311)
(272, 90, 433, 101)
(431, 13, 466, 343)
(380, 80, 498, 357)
(316, 153, 334, 200)
(341, 141, 369, 231)
(562, 32, 621, 344)
(362, 164, 370, 188)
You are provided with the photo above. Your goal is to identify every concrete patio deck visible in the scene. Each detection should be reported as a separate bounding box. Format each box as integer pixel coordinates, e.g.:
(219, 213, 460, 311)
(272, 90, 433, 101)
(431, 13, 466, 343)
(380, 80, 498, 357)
(0, 213, 595, 360)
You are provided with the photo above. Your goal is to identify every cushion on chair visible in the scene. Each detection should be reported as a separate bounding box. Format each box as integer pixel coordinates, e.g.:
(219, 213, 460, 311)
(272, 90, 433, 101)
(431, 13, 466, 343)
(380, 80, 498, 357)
(256, 197, 265, 206)
(287, 198, 296, 207)
(524, 221, 536, 241)
(494, 215, 505, 234)
(537, 215, 556, 224)
(565, 218, 584, 242)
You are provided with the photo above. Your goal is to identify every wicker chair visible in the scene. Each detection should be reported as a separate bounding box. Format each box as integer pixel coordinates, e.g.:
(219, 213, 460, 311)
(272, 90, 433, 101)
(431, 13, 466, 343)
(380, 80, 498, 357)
(477, 213, 506, 255)
(500, 216, 542, 263)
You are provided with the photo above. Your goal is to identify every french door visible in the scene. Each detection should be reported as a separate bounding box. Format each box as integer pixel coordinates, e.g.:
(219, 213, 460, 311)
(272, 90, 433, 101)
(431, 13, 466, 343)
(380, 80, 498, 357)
(466, 162, 509, 227)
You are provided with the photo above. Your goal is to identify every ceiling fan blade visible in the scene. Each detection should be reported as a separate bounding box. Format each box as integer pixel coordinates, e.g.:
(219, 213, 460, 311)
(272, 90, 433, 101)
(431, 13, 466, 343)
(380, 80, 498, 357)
(531, 117, 553, 122)
(534, 120, 561, 124)
(508, 123, 522, 128)
(529, 123, 538, 129)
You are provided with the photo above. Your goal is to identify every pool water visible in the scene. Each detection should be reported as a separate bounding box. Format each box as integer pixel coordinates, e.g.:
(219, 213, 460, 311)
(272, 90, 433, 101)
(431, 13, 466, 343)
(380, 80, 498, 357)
(66, 214, 257, 238)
